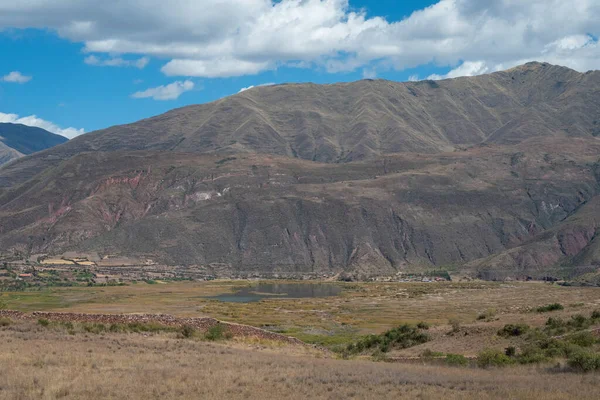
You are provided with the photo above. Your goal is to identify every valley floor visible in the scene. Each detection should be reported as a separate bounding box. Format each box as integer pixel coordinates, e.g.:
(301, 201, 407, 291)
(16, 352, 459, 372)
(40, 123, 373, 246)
(1, 281, 600, 399)
(0, 322, 599, 400)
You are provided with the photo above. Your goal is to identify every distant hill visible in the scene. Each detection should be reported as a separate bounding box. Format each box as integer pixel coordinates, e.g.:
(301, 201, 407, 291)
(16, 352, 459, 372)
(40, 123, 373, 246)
(0, 123, 68, 165)
(0, 62, 598, 279)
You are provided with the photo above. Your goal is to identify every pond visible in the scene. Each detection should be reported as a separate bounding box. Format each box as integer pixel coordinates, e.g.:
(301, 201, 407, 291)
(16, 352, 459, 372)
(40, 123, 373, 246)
(207, 283, 343, 303)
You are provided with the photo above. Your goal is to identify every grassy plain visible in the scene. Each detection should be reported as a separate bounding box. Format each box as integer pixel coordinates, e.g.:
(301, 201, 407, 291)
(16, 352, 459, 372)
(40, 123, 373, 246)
(2, 280, 600, 351)
(1, 320, 600, 400)
(2, 281, 600, 399)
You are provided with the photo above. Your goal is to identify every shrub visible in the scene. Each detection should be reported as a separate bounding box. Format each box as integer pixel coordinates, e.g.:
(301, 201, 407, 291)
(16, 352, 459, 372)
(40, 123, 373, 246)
(517, 346, 548, 364)
(83, 323, 107, 334)
(0, 317, 11, 327)
(536, 303, 564, 313)
(347, 324, 429, 354)
(545, 317, 565, 328)
(505, 346, 516, 357)
(477, 349, 515, 368)
(569, 314, 588, 329)
(181, 325, 196, 339)
(37, 318, 50, 327)
(421, 349, 444, 358)
(445, 354, 469, 367)
(567, 349, 600, 372)
(567, 331, 597, 347)
(498, 323, 529, 337)
(477, 309, 496, 321)
(416, 322, 430, 330)
(205, 324, 230, 341)
(591, 310, 600, 320)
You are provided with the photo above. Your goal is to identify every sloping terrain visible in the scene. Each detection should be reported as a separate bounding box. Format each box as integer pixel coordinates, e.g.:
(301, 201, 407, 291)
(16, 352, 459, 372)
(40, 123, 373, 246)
(0, 123, 68, 166)
(0, 62, 598, 278)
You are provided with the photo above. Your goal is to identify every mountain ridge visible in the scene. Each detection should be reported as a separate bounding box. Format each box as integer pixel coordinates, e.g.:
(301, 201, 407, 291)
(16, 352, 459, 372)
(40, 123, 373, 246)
(0, 123, 68, 167)
(0, 62, 599, 279)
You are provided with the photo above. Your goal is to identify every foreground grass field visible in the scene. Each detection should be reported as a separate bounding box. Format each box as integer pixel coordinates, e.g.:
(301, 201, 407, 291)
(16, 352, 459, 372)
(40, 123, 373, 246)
(1, 320, 599, 400)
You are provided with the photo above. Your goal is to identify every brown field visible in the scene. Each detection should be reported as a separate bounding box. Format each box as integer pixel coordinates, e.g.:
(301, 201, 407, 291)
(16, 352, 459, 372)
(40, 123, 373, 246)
(2, 281, 600, 399)
(0, 320, 599, 400)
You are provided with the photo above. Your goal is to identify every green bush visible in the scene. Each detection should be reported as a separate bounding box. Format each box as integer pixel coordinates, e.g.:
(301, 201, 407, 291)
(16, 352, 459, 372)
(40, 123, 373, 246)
(347, 324, 430, 354)
(205, 324, 230, 341)
(569, 314, 588, 329)
(567, 349, 600, 372)
(505, 346, 516, 357)
(83, 323, 107, 334)
(421, 349, 444, 358)
(497, 323, 529, 337)
(445, 354, 469, 367)
(181, 325, 196, 338)
(516, 346, 548, 364)
(477, 349, 515, 368)
(536, 303, 564, 313)
(0, 317, 11, 327)
(591, 310, 600, 320)
(416, 322, 430, 330)
(545, 317, 565, 328)
(567, 331, 597, 347)
(37, 318, 50, 327)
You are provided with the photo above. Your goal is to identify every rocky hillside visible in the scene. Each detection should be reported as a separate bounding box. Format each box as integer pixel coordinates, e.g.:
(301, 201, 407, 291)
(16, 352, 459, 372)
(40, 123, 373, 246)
(0, 62, 598, 279)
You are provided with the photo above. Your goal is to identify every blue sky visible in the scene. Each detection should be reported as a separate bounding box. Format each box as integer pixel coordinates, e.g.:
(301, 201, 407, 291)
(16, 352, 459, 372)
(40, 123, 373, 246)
(0, 0, 598, 138)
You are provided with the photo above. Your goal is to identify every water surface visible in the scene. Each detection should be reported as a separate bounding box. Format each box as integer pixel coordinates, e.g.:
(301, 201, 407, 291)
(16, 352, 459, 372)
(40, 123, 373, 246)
(207, 283, 342, 303)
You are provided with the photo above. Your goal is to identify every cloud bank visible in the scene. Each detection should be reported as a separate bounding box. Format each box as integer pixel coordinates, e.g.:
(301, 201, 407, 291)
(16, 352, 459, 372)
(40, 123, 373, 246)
(0, 0, 598, 79)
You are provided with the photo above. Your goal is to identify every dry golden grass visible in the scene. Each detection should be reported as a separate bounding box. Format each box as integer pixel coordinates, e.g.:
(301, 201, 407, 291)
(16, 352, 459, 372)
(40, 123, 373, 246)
(1, 320, 599, 400)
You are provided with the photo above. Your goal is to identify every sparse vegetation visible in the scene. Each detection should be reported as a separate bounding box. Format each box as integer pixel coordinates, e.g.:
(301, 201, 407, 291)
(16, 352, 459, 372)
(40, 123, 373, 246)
(567, 348, 600, 372)
(180, 324, 196, 338)
(445, 353, 469, 367)
(477, 349, 515, 368)
(2, 320, 599, 400)
(476, 308, 496, 321)
(536, 303, 564, 313)
(497, 323, 530, 337)
(346, 324, 430, 354)
(204, 324, 230, 341)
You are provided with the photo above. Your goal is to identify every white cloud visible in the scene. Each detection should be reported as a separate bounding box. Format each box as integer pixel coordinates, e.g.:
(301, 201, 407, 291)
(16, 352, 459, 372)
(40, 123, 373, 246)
(131, 80, 195, 100)
(0, 1, 599, 78)
(84, 55, 149, 69)
(1, 71, 32, 83)
(428, 61, 489, 80)
(362, 68, 376, 79)
(238, 82, 275, 93)
(162, 58, 269, 78)
(408, 75, 420, 82)
(0, 112, 84, 139)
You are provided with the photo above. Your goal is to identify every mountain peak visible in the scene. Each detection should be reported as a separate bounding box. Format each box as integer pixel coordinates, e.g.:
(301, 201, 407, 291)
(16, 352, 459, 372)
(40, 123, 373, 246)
(0, 123, 68, 166)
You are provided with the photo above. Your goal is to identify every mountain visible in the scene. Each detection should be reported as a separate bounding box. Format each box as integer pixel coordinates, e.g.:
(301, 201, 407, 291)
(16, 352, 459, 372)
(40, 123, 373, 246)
(0, 123, 68, 166)
(0, 62, 598, 279)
